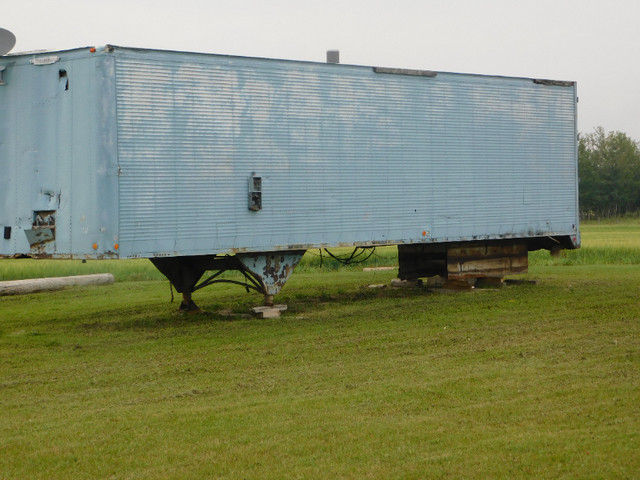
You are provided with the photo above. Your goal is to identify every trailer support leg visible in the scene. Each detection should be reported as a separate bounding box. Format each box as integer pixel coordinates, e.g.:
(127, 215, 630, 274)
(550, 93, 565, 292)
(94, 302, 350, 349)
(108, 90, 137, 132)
(150, 256, 207, 312)
(150, 251, 306, 314)
(179, 292, 200, 313)
(236, 251, 306, 304)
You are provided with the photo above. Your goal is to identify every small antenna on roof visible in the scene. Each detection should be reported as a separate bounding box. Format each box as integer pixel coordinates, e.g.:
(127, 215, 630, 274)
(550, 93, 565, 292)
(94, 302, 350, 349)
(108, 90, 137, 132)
(0, 28, 16, 56)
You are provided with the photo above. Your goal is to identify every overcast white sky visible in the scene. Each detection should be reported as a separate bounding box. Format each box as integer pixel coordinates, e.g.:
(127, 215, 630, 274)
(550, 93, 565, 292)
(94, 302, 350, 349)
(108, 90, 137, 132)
(4, 0, 640, 140)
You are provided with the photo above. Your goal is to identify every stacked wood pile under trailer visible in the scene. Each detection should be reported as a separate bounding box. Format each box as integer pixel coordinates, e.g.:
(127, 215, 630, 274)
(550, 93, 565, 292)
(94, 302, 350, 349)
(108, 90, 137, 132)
(0, 45, 580, 312)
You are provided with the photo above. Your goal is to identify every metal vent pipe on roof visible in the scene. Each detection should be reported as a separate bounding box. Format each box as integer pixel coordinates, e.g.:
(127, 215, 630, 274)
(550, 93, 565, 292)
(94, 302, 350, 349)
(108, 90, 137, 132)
(326, 50, 339, 64)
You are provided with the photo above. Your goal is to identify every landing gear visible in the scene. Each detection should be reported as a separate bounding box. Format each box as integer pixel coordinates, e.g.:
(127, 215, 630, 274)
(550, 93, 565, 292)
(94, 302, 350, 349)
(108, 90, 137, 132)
(178, 292, 201, 313)
(150, 251, 306, 315)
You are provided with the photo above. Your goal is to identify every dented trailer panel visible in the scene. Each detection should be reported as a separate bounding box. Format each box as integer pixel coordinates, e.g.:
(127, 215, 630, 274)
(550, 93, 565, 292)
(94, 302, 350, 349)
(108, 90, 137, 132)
(0, 46, 579, 260)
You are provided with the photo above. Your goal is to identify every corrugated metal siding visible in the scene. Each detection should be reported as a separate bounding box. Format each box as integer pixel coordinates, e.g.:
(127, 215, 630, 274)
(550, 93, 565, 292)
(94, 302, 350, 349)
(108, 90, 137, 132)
(114, 50, 577, 257)
(0, 46, 577, 260)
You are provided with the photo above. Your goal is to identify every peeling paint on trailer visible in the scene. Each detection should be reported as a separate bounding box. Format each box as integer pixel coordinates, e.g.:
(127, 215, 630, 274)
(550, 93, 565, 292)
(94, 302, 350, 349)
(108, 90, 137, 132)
(236, 251, 306, 296)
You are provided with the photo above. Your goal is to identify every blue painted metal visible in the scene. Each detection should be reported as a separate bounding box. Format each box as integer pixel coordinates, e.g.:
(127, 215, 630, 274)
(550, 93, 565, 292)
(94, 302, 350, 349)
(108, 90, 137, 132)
(0, 45, 579, 260)
(236, 251, 306, 296)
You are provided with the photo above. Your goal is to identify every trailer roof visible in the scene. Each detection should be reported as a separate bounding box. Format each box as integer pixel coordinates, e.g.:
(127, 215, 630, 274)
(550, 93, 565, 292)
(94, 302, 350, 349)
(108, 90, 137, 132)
(2, 44, 575, 86)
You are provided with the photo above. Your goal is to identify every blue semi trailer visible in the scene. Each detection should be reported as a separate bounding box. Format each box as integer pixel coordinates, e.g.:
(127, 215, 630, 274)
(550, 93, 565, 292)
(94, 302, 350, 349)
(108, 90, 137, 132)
(0, 45, 579, 310)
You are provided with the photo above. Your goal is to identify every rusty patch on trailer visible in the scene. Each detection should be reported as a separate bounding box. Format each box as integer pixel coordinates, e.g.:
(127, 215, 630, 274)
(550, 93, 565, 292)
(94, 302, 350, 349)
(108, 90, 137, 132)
(24, 227, 55, 247)
(236, 251, 306, 296)
(25, 210, 57, 255)
(262, 255, 296, 289)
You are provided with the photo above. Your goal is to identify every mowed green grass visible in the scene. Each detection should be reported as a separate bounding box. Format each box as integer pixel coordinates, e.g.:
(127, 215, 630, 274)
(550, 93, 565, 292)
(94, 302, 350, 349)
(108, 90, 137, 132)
(531, 218, 640, 266)
(1, 222, 639, 479)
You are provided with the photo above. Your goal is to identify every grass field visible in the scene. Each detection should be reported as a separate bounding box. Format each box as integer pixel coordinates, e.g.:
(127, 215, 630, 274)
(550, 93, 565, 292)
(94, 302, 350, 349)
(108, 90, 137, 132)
(1, 221, 639, 479)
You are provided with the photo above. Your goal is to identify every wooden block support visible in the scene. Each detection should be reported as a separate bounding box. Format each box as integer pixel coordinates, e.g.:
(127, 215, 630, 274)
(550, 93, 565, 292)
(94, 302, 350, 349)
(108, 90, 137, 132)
(447, 243, 527, 279)
(251, 304, 287, 319)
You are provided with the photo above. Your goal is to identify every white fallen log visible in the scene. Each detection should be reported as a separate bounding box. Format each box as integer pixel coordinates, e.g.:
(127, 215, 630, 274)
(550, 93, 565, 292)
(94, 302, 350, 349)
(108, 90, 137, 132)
(0, 273, 115, 296)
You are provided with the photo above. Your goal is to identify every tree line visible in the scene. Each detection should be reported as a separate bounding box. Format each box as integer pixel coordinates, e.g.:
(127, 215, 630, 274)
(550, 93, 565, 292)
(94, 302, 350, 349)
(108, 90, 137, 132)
(578, 127, 640, 219)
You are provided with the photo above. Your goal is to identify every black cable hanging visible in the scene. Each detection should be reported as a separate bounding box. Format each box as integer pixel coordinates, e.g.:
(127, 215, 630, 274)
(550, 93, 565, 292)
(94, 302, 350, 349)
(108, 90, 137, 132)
(323, 246, 376, 265)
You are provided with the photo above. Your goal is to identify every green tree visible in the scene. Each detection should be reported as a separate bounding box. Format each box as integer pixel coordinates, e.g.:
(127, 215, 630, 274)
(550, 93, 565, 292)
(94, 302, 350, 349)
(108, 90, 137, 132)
(579, 127, 640, 218)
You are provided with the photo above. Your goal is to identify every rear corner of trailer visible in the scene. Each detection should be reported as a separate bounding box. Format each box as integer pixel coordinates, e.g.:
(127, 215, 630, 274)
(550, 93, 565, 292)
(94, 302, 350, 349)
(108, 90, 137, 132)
(0, 47, 120, 260)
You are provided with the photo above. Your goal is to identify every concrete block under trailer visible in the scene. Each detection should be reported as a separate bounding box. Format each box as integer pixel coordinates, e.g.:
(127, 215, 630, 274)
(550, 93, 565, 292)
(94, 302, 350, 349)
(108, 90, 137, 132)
(0, 46, 579, 310)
